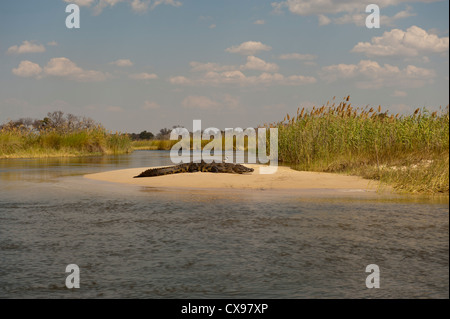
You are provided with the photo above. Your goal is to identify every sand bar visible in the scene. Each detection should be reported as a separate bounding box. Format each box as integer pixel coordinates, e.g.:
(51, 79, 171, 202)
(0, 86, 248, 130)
(84, 164, 381, 191)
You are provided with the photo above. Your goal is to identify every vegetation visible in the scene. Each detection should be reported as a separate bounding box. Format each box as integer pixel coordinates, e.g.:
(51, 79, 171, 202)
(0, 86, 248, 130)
(2, 99, 448, 195)
(132, 139, 178, 150)
(0, 111, 132, 158)
(267, 96, 449, 194)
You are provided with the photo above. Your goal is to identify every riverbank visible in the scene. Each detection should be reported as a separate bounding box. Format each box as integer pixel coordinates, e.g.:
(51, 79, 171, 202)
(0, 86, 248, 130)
(84, 164, 384, 192)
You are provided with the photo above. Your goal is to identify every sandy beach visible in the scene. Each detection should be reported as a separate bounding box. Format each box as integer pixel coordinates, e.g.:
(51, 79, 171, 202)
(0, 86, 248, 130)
(84, 164, 381, 191)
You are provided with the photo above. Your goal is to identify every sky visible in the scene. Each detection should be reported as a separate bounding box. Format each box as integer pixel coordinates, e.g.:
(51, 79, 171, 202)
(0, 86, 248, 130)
(0, 0, 448, 133)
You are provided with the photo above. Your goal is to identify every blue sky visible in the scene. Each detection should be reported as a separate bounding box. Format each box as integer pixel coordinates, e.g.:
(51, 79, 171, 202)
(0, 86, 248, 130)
(0, 0, 448, 133)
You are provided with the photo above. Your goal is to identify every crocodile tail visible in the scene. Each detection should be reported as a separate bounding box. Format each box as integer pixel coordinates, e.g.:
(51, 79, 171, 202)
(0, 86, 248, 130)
(134, 166, 179, 178)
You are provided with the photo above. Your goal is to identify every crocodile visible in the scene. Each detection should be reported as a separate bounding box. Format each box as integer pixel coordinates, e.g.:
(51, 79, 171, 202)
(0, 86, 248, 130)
(134, 161, 254, 178)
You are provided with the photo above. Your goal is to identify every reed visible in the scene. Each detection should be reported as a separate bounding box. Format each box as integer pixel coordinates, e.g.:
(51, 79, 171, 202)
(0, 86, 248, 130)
(0, 125, 132, 158)
(268, 96, 449, 194)
(131, 137, 253, 151)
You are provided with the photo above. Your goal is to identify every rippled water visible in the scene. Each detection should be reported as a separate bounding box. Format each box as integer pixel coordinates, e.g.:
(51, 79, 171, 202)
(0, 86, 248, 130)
(0, 151, 448, 298)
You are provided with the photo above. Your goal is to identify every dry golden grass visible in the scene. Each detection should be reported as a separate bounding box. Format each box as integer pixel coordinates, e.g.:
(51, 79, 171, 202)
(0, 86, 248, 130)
(265, 96, 449, 194)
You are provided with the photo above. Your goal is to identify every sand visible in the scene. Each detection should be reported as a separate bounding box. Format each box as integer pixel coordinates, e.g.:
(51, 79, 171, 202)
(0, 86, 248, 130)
(84, 164, 381, 191)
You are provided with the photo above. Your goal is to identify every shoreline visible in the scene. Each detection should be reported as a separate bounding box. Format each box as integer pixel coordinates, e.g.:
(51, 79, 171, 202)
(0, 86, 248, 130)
(84, 164, 384, 192)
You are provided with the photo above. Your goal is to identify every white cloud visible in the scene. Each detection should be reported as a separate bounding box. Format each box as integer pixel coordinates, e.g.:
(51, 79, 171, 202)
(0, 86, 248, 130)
(150, 0, 182, 10)
(129, 72, 158, 80)
(226, 41, 272, 56)
(110, 59, 134, 67)
(169, 76, 192, 85)
(272, 1, 435, 26)
(171, 70, 316, 87)
(47, 41, 58, 47)
(66, 0, 182, 15)
(209, 24, 216, 29)
(241, 56, 279, 72)
(12, 61, 43, 78)
(142, 101, 161, 110)
(190, 62, 237, 72)
(352, 26, 449, 57)
(12, 58, 110, 82)
(279, 53, 317, 60)
(172, 46, 316, 87)
(332, 7, 416, 27)
(320, 59, 436, 89)
(43, 57, 109, 82)
(64, 0, 95, 6)
(7, 41, 46, 54)
(254, 20, 265, 25)
(181, 95, 240, 110)
(106, 106, 124, 112)
(130, 0, 149, 12)
(182, 96, 220, 109)
(318, 14, 331, 26)
(271, 0, 440, 16)
(392, 90, 407, 97)
(92, 0, 123, 15)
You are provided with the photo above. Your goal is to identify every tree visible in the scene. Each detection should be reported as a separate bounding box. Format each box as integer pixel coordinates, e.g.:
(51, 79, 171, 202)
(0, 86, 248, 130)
(156, 128, 172, 140)
(139, 130, 154, 140)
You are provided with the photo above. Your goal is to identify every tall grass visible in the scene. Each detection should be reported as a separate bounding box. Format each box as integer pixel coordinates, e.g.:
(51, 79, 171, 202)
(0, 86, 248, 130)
(131, 139, 178, 150)
(269, 96, 449, 194)
(0, 125, 132, 158)
(131, 137, 254, 151)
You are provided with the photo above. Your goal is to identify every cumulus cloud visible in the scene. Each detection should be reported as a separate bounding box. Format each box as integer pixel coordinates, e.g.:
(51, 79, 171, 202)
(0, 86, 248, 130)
(318, 14, 331, 26)
(110, 59, 134, 67)
(150, 0, 182, 10)
(171, 70, 316, 87)
(272, 0, 433, 26)
(172, 46, 316, 87)
(12, 57, 109, 82)
(130, 0, 149, 12)
(190, 62, 237, 72)
(106, 106, 124, 112)
(330, 6, 416, 27)
(352, 26, 449, 57)
(142, 101, 161, 110)
(182, 96, 220, 109)
(181, 95, 240, 110)
(63, 0, 182, 15)
(129, 72, 158, 80)
(254, 20, 265, 25)
(169, 76, 192, 85)
(241, 56, 279, 72)
(392, 90, 407, 97)
(7, 41, 46, 54)
(320, 59, 436, 89)
(272, 0, 439, 16)
(12, 61, 43, 78)
(63, 0, 95, 6)
(279, 53, 317, 60)
(44, 57, 109, 82)
(226, 41, 272, 56)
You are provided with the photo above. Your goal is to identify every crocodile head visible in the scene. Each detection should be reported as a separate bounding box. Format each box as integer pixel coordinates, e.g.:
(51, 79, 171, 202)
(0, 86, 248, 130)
(232, 164, 254, 174)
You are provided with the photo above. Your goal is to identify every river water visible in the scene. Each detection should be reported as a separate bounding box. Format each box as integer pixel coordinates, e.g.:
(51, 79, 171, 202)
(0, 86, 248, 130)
(0, 151, 448, 298)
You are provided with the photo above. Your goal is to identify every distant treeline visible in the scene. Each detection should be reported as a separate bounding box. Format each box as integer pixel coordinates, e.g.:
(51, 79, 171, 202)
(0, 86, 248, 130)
(1, 111, 98, 133)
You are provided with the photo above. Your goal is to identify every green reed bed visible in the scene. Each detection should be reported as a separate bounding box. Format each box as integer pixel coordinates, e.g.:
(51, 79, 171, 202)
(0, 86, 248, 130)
(0, 125, 132, 158)
(270, 96, 449, 194)
(132, 137, 253, 151)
